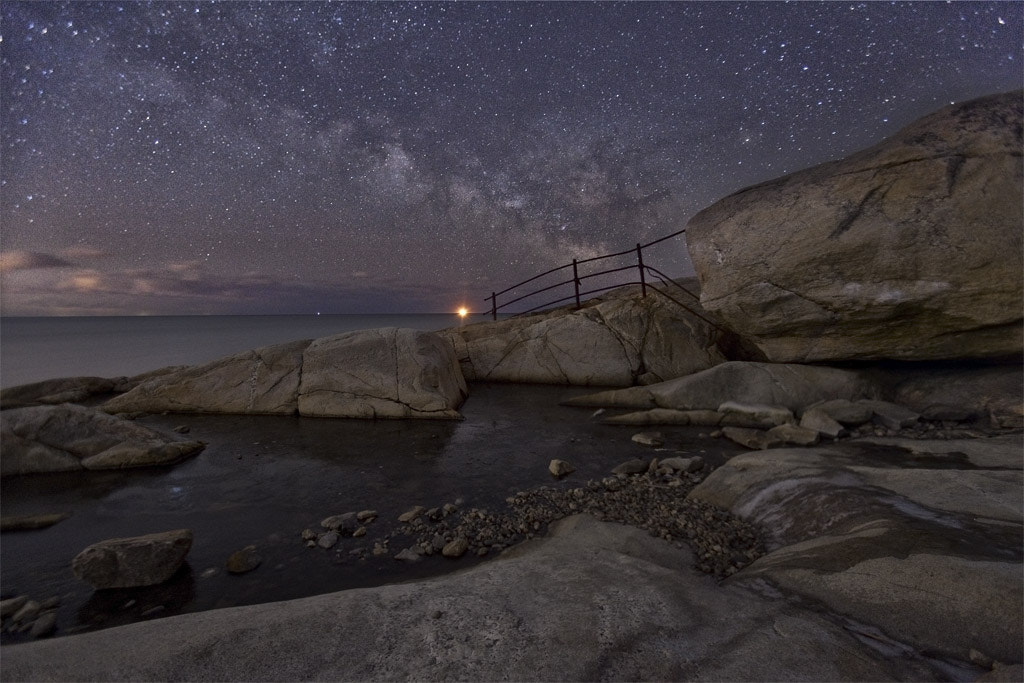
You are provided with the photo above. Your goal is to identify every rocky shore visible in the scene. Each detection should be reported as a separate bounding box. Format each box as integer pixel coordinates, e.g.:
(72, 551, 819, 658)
(1, 91, 1021, 681)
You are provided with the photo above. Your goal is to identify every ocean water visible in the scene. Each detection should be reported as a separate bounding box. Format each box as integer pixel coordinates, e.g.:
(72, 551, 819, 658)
(0, 314, 464, 389)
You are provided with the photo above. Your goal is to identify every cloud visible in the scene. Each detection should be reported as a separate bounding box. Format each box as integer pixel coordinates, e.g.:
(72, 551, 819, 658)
(0, 251, 72, 272)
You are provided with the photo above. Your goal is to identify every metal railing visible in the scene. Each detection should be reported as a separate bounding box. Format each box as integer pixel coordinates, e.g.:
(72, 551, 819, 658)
(482, 228, 728, 332)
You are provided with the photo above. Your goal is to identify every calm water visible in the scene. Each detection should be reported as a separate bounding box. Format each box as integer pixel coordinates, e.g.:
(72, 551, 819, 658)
(0, 314, 465, 388)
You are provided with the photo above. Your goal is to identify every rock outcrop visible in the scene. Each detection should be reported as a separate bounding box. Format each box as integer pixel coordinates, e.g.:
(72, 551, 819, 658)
(103, 339, 310, 415)
(687, 90, 1023, 363)
(0, 404, 204, 477)
(102, 328, 468, 420)
(298, 328, 467, 419)
(441, 280, 730, 386)
(564, 361, 877, 412)
(688, 433, 1023, 664)
(0, 515, 954, 681)
(72, 529, 193, 589)
(0, 376, 130, 409)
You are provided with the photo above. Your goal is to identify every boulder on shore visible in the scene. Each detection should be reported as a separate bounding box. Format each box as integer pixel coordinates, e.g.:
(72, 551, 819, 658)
(102, 328, 468, 420)
(0, 404, 204, 477)
(686, 90, 1023, 363)
(72, 529, 193, 589)
(441, 280, 730, 386)
(0, 376, 129, 409)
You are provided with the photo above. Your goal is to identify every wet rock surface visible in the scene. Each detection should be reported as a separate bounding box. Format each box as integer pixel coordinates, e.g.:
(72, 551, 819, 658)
(688, 433, 1024, 664)
(72, 529, 193, 590)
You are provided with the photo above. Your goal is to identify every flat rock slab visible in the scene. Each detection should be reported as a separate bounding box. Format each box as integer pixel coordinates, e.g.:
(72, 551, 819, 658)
(0, 376, 127, 409)
(0, 515, 947, 682)
(0, 404, 204, 477)
(688, 434, 1024, 663)
(566, 361, 876, 413)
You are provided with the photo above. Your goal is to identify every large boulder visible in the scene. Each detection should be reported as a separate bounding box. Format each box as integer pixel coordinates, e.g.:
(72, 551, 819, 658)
(0, 404, 204, 477)
(102, 340, 310, 415)
(1, 515, 946, 681)
(564, 361, 877, 412)
(101, 329, 468, 419)
(72, 529, 193, 589)
(297, 328, 467, 419)
(687, 90, 1023, 363)
(687, 434, 1023, 664)
(441, 280, 729, 386)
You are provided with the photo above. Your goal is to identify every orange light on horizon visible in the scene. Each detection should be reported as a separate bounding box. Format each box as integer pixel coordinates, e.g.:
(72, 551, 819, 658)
(457, 307, 469, 318)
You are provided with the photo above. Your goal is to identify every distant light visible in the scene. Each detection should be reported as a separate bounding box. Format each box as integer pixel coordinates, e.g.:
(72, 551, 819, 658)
(457, 307, 468, 318)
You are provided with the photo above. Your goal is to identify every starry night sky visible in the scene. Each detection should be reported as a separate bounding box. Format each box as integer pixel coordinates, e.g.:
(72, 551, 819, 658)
(1, 1, 1020, 316)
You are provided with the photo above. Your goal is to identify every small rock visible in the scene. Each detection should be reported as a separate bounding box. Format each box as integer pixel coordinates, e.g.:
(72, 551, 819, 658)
(442, 503, 458, 515)
(476, 547, 488, 557)
(28, 611, 57, 639)
(647, 458, 659, 473)
(300, 529, 317, 541)
(0, 595, 28, 618)
(317, 531, 340, 549)
(225, 545, 262, 574)
(549, 459, 575, 478)
(799, 408, 845, 439)
(353, 527, 367, 538)
(372, 543, 389, 557)
(710, 430, 723, 438)
(717, 401, 794, 427)
(631, 431, 664, 447)
(431, 609, 443, 619)
(394, 548, 421, 563)
(11, 600, 41, 624)
(0, 513, 71, 532)
(806, 399, 873, 426)
(172, 425, 190, 434)
(442, 538, 469, 558)
(969, 648, 994, 669)
(356, 510, 378, 522)
(200, 568, 218, 579)
(612, 458, 649, 475)
(721, 427, 780, 450)
(39, 596, 60, 610)
(765, 423, 820, 446)
(72, 529, 194, 590)
(320, 513, 359, 535)
(659, 456, 704, 473)
(140, 605, 165, 618)
(398, 506, 426, 523)
(922, 405, 975, 422)
(858, 399, 920, 430)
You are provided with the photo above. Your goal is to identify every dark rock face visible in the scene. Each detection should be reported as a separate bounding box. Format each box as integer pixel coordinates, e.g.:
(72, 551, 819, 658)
(687, 90, 1023, 363)
(0, 404, 204, 477)
(72, 529, 193, 589)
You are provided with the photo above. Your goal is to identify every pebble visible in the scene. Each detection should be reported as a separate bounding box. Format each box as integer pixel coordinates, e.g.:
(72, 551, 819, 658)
(200, 568, 218, 579)
(28, 612, 57, 639)
(442, 538, 469, 558)
(11, 600, 41, 624)
(612, 459, 648, 475)
(301, 529, 317, 541)
(226, 546, 262, 574)
(356, 510, 378, 523)
(631, 432, 665, 447)
(549, 459, 575, 478)
(398, 506, 426, 523)
(353, 527, 367, 538)
(140, 605, 165, 618)
(394, 548, 421, 563)
(0, 596, 28, 618)
(317, 531, 340, 549)
(172, 425, 190, 434)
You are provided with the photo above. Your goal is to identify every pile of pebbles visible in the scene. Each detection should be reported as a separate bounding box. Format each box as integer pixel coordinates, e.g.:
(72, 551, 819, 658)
(301, 455, 765, 580)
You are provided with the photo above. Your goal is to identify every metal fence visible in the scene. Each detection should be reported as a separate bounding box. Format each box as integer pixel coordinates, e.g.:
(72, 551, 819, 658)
(482, 228, 726, 331)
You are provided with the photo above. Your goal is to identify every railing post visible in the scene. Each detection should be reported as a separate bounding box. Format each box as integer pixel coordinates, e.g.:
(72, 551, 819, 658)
(491, 292, 497, 321)
(572, 259, 581, 309)
(636, 243, 647, 298)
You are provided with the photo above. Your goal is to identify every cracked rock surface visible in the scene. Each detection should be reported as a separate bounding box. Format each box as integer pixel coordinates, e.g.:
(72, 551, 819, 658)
(100, 328, 468, 420)
(441, 280, 729, 386)
(686, 90, 1023, 363)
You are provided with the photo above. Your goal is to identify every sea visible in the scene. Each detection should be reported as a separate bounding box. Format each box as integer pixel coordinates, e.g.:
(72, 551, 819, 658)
(0, 314, 465, 389)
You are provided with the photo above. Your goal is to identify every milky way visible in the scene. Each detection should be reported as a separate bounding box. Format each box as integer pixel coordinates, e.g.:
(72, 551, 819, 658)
(1, 1, 1019, 315)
